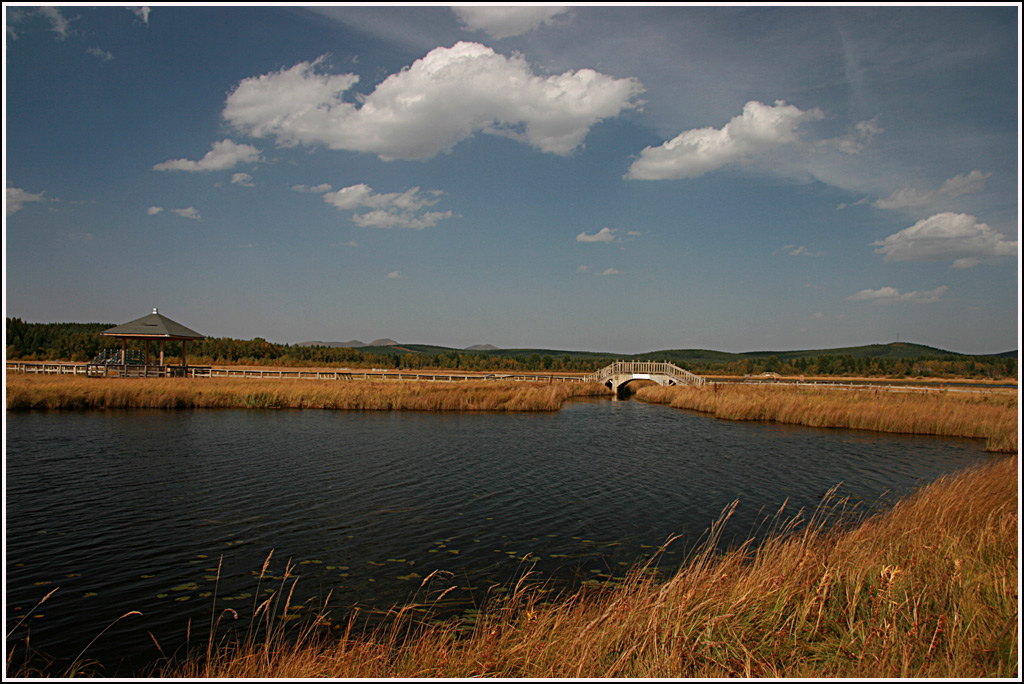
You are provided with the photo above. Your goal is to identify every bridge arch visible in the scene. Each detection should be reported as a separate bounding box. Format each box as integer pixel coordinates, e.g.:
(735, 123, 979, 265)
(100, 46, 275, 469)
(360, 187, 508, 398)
(587, 361, 706, 397)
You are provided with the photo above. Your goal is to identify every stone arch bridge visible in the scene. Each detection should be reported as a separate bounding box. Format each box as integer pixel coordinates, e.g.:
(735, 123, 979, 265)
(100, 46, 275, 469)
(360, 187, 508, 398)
(587, 361, 706, 397)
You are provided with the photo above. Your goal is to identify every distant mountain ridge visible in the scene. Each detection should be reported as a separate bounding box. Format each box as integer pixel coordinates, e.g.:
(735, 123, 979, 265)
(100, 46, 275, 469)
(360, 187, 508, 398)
(293, 339, 1014, 360)
(297, 339, 398, 348)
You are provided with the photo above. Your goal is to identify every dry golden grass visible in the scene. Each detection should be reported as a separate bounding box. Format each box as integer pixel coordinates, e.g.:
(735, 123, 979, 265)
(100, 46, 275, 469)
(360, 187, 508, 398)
(636, 383, 1018, 452)
(4, 374, 611, 412)
(156, 454, 1017, 679)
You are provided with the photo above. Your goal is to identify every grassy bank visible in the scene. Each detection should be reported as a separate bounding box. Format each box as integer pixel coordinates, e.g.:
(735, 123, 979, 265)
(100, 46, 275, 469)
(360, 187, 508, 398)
(148, 453, 1017, 678)
(636, 383, 1018, 453)
(4, 374, 611, 412)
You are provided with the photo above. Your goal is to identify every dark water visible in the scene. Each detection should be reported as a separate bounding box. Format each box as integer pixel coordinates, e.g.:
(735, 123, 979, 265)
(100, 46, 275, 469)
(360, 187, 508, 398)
(5, 398, 994, 676)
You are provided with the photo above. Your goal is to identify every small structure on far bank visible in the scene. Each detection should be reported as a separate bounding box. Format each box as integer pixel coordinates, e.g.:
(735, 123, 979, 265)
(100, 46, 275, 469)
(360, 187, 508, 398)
(89, 308, 206, 377)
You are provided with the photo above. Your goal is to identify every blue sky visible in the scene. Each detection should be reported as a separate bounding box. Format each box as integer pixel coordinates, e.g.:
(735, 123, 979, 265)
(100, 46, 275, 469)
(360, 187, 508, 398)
(4, 4, 1020, 355)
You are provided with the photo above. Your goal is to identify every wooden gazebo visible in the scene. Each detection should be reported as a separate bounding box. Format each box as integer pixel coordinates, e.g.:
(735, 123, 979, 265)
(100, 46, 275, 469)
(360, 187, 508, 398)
(91, 308, 206, 377)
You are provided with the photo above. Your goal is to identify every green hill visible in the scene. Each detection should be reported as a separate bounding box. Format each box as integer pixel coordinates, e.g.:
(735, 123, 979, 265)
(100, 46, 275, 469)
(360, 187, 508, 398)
(350, 341, 1010, 364)
(636, 342, 970, 365)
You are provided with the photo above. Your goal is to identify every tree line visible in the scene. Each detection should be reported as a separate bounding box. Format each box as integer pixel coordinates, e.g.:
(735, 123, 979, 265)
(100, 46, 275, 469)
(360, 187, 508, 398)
(5, 317, 1017, 379)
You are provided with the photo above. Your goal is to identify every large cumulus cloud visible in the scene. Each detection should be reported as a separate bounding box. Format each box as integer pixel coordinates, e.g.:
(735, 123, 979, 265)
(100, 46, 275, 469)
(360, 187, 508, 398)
(625, 100, 823, 180)
(222, 42, 644, 161)
(872, 212, 1017, 269)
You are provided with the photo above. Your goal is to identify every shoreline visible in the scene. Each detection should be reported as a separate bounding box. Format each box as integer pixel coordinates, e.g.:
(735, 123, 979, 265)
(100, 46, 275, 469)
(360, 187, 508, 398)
(6, 373, 1017, 450)
(635, 382, 1018, 453)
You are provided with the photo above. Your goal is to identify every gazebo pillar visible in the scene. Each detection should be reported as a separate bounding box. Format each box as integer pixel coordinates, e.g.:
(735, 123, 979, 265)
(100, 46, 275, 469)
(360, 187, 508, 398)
(160, 341, 165, 365)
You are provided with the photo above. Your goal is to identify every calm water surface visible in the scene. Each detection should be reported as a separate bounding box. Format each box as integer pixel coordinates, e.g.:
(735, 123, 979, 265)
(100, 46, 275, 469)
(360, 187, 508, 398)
(5, 398, 994, 675)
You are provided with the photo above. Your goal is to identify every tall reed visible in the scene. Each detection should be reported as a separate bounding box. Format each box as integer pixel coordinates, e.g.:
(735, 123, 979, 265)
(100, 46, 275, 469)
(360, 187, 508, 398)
(160, 454, 1017, 678)
(636, 383, 1018, 452)
(4, 374, 611, 412)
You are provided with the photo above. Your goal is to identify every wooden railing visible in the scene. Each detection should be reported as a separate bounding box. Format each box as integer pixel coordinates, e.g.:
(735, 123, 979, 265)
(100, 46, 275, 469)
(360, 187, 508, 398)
(5, 362, 590, 384)
(6, 361, 91, 375)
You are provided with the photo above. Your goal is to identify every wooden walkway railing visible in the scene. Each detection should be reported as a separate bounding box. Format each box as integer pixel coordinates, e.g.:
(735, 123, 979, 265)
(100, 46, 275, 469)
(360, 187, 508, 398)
(5, 362, 589, 384)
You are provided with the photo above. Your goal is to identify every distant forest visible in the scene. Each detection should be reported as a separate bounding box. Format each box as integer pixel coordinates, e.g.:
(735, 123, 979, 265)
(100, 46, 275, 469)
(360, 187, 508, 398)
(5, 317, 1017, 379)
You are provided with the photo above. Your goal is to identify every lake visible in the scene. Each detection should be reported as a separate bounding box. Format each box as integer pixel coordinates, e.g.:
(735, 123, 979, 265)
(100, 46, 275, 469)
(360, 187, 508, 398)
(4, 397, 995, 676)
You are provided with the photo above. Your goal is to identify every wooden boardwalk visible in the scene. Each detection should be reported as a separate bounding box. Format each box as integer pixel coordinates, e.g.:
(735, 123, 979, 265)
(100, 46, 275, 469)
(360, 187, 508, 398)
(5, 361, 588, 384)
(6, 361, 1008, 395)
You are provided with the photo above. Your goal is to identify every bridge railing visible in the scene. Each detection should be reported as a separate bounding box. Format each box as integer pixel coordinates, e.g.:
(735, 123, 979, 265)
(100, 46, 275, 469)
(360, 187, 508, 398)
(586, 361, 706, 386)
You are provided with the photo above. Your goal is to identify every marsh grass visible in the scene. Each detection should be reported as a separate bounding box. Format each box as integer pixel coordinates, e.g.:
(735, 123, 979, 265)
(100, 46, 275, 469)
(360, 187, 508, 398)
(152, 454, 1017, 678)
(4, 374, 610, 412)
(636, 383, 1018, 452)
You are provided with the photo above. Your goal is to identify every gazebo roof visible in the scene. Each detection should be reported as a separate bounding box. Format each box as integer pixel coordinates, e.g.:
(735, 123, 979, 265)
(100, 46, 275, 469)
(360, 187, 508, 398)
(102, 309, 205, 340)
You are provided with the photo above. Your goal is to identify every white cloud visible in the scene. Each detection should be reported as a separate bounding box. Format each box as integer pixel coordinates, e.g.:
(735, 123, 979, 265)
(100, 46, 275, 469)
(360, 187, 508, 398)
(626, 100, 823, 180)
(153, 139, 261, 172)
(836, 198, 871, 210)
(6, 187, 46, 215)
(323, 183, 452, 229)
(387, 271, 403, 279)
(874, 170, 991, 210)
(292, 183, 333, 193)
(577, 264, 622, 276)
(171, 207, 201, 221)
(39, 7, 70, 39)
(86, 46, 113, 62)
(324, 184, 441, 212)
(352, 209, 453, 230)
(819, 116, 883, 155)
(231, 173, 255, 187)
(576, 227, 617, 243)
(59, 231, 94, 243)
(846, 286, 948, 305)
(129, 7, 150, 24)
(223, 42, 644, 160)
(147, 206, 163, 215)
(778, 244, 824, 258)
(872, 212, 1016, 268)
(452, 6, 571, 39)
